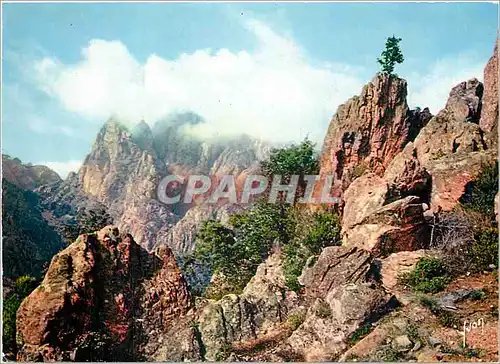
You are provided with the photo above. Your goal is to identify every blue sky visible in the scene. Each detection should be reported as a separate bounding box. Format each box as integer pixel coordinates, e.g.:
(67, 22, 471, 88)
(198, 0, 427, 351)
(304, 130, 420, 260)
(2, 2, 498, 177)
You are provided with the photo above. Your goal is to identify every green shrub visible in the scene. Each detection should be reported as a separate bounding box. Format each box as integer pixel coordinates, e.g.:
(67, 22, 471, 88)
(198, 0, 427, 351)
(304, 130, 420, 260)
(315, 300, 332, 318)
(260, 138, 319, 203)
(283, 211, 341, 291)
(400, 257, 451, 293)
(260, 138, 319, 180)
(373, 345, 404, 362)
(286, 312, 306, 331)
(460, 161, 498, 219)
(2, 294, 21, 351)
(418, 295, 460, 328)
(14, 275, 38, 298)
(2, 275, 38, 355)
(470, 227, 498, 272)
(468, 289, 487, 301)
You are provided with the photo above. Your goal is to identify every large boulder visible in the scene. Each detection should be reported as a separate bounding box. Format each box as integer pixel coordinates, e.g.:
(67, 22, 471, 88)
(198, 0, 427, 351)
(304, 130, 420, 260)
(298, 246, 372, 298)
(344, 196, 428, 255)
(16, 226, 195, 362)
(197, 251, 298, 361)
(286, 283, 392, 361)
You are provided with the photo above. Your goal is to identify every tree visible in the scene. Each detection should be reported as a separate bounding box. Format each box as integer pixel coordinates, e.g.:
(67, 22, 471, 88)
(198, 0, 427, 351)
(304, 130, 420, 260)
(260, 138, 319, 205)
(377, 36, 404, 75)
(261, 138, 319, 179)
(2, 275, 39, 357)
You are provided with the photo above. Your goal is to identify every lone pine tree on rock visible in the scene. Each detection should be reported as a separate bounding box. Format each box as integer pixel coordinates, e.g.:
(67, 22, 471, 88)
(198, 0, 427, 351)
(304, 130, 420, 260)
(377, 36, 404, 75)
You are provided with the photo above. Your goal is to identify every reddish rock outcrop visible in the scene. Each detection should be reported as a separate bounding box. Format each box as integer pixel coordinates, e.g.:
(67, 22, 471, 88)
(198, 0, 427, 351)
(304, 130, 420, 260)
(16, 226, 195, 362)
(480, 38, 498, 146)
(317, 73, 431, 198)
(405, 77, 496, 212)
(2, 154, 61, 190)
(343, 195, 429, 255)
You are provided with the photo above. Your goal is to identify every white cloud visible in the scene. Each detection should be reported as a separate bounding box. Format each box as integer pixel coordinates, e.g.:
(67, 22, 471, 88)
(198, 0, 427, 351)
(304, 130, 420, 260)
(33, 19, 364, 144)
(32, 18, 487, 145)
(38, 160, 82, 179)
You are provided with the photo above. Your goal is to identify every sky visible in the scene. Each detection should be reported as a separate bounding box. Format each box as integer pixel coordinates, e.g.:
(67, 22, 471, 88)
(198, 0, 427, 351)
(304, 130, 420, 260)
(2, 2, 498, 178)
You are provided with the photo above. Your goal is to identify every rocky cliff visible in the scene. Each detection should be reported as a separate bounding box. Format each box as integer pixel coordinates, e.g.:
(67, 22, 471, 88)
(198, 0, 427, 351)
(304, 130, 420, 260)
(16, 226, 197, 362)
(39, 115, 268, 252)
(316, 73, 432, 198)
(2, 155, 61, 190)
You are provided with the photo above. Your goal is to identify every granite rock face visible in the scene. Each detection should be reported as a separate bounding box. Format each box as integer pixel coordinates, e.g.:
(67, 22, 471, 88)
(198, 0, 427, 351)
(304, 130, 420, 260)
(405, 77, 496, 211)
(480, 39, 498, 146)
(16, 226, 195, 362)
(316, 73, 431, 198)
(197, 251, 298, 361)
(39, 117, 268, 252)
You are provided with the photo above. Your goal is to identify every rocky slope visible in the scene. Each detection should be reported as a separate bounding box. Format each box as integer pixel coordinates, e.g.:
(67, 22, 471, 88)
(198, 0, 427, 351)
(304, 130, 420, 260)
(2, 179, 64, 279)
(16, 226, 197, 362)
(2, 154, 61, 190)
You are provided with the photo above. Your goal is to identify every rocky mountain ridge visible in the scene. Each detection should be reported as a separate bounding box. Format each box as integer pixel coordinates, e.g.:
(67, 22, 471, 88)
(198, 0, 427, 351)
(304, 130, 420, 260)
(36, 115, 269, 252)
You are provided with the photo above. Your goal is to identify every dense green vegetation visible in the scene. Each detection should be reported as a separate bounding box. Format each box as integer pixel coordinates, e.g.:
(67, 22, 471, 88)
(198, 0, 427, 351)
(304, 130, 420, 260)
(261, 138, 319, 202)
(192, 139, 342, 297)
(261, 138, 319, 180)
(377, 36, 404, 75)
(283, 210, 341, 291)
(455, 161, 498, 273)
(2, 179, 64, 279)
(194, 203, 292, 298)
(2, 275, 38, 356)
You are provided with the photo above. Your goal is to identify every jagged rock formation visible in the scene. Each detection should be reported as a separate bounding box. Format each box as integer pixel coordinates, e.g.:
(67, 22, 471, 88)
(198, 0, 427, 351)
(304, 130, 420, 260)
(39, 115, 268, 252)
(401, 77, 496, 211)
(2, 154, 61, 190)
(316, 73, 432, 197)
(480, 39, 498, 147)
(332, 43, 498, 257)
(16, 226, 196, 362)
